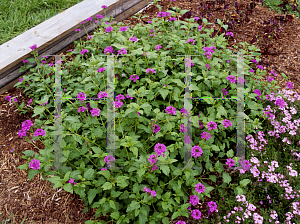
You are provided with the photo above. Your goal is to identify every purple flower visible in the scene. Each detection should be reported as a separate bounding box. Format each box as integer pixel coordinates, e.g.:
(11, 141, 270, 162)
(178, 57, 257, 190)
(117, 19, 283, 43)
(96, 14, 103, 20)
(10, 148, 15, 153)
(29, 159, 40, 170)
(191, 145, 203, 158)
(287, 82, 293, 89)
(117, 48, 127, 55)
(19, 77, 24, 82)
(148, 154, 158, 165)
(189, 195, 199, 206)
(113, 101, 123, 108)
(191, 209, 201, 220)
(28, 99, 33, 105)
(226, 158, 235, 167)
(251, 59, 258, 64)
(119, 26, 129, 32)
(146, 68, 156, 74)
(154, 143, 167, 157)
(105, 26, 113, 33)
(90, 108, 101, 117)
(207, 121, 217, 131)
(78, 106, 86, 113)
(18, 129, 27, 138)
(75, 29, 81, 32)
(4, 96, 11, 101)
(186, 38, 196, 45)
(101, 5, 107, 8)
(226, 75, 236, 83)
(257, 65, 264, 70)
(23, 60, 28, 63)
(195, 183, 205, 193)
(222, 119, 232, 128)
(165, 106, 176, 115)
(69, 179, 74, 184)
(184, 135, 191, 144)
(97, 67, 105, 73)
(180, 108, 189, 116)
(29, 44, 37, 50)
(104, 46, 115, 55)
(222, 88, 228, 96)
(155, 45, 162, 51)
(98, 91, 107, 99)
(80, 49, 89, 55)
(225, 32, 234, 37)
(249, 69, 255, 73)
(179, 124, 187, 133)
(201, 132, 211, 140)
(77, 92, 86, 102)
(198, 25, 202, 32)
(129, 74, 139, 82)
(253, 89, 261, 96)
(22, 120, 33, 131)
(205, 64, 211, 70)
(116, 94, 125, 101)
(34, 129, 46, 137)
(152, 124, 160, 133)
(129, 36, 138, 42)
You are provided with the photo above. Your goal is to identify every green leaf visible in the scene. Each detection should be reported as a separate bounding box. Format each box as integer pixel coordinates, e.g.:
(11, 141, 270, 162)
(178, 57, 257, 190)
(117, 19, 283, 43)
(126, 201, 140, 212)
(240, 179, 251, 188)
(135, 209, 140, 217)
(109, 200, 117, 209)
(226, 149, 234, 158)
(129, 146, 138, 158)
(17, 163, 29, 170)
(22, 150, 35, 158)
(160, 165, 170, 176)
(171, 211, 180, 220)
(102, 182, 113, 190)
(137, 167, 146, 177)
(209, 175, 217, 183)
(88, 188, 98, 204)
(63, 171, 71, 182)
(222, 172, 232, 184)
(110, 211, 120, 220)
(159, 89, 169, 100)
(28, 169, 39, 181)
(32, 106, 45, 117)
(63, 183, 73, 194)
(84, 168, 95, 180)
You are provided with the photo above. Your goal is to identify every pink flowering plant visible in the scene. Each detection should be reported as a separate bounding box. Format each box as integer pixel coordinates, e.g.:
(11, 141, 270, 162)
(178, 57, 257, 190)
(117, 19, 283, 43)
(12, 1, 300, 224)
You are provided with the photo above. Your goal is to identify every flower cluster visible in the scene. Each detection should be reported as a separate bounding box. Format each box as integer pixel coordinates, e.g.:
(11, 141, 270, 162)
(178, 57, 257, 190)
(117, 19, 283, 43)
(203, 44, 216, 59)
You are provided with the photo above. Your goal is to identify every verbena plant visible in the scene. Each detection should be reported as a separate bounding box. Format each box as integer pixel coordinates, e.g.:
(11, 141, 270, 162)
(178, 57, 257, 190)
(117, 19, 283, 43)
(8, 1, 300, 223)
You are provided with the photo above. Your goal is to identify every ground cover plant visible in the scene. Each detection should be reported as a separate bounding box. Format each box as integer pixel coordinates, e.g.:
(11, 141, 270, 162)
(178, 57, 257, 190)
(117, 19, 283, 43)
(0, 0, 85, 46)
(1, 0, 300, 223)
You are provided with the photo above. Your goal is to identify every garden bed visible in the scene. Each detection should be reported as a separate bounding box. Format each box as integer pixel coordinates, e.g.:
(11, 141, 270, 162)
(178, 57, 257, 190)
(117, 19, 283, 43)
(1, 0, 300, 223)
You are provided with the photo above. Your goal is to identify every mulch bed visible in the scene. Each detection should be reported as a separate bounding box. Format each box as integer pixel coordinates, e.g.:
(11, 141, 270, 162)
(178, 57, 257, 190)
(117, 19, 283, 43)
(0, 0, 300, 223)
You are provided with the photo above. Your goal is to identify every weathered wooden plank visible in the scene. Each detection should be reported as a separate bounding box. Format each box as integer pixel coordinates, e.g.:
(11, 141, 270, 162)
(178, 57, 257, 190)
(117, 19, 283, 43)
(0, 0, 152, 95)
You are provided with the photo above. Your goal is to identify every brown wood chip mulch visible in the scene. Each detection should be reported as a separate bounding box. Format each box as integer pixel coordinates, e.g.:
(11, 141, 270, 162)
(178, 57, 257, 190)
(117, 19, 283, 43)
(0, 0, 299, 223)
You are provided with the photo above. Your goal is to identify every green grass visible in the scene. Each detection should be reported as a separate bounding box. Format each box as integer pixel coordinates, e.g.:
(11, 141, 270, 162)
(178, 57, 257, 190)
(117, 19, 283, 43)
(0, 0, 85, 46)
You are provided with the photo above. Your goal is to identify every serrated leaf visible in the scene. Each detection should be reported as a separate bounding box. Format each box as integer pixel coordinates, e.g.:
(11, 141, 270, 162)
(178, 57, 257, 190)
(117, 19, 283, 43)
(240, 179, 251, 187)
(63, 183, 73, 194)
(84, 168, 95, 180)
(160, 165, 170, 176)
(102, 182, 113, 190)
(110, 211, 120, 220)
(88, 188, 98, 204)
(128, 201, 140, 212)
(160, 89, 169, 100)
(109, 200, 117, 209)
(209, 175, 217, 183)
(222, 172, 232, 183)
